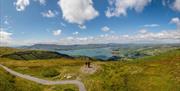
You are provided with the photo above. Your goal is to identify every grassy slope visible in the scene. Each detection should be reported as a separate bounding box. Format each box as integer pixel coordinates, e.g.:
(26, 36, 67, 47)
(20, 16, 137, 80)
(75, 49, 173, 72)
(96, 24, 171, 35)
(0, 47, 22, 55)
(0, 67, 78, 91)
(0, 47, 180, 91)
(0, 47, 79, 91)
(1, 49, 72, 60)
(83, 49, 180, 91)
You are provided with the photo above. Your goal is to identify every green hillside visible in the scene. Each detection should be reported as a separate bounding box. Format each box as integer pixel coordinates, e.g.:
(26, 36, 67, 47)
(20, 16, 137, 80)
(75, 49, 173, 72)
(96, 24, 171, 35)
(0, 47, 180, 91)
(0, 67, 78, 91)
(86, 49, 180, 91)
(0, 47, 22, 56)
(0, 47, 72, 60)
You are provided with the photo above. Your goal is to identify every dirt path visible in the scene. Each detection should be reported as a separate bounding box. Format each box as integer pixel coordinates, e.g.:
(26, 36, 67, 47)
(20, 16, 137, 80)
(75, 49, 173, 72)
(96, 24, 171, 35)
(81, 64, 98, 74)
(0, 64, 86, 91)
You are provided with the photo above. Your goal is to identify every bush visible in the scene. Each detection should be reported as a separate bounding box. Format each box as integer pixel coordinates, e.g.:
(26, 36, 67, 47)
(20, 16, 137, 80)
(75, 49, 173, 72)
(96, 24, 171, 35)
(41, 68, 60, 77)
(64, 88, 74, 91)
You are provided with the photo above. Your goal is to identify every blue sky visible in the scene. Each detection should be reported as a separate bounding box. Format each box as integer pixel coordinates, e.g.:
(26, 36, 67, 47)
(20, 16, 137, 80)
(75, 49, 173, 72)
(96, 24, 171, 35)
(0, 0, 180, 46)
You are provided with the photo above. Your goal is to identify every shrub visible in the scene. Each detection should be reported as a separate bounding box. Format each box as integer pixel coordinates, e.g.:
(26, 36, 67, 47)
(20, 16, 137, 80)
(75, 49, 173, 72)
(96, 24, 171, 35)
(41, 68, 60, 77)
(64, 88, 74, 91)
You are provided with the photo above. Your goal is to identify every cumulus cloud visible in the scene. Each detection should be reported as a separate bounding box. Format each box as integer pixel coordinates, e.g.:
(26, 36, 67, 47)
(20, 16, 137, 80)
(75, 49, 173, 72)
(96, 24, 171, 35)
(173, 0, 180, 12)
(15, 0, 47, 11)
(101, 26, 111, 32)
(162, 0, 171, 6)
(41, 10, 58, 18)
(58, 0, 99, 25)
(134, 29, 180, 41)
(4, 21, 9, 25)
(162, 0, 166, 6)
(15, 0, 30, 11)
(0, 28, 13, 46)
(170, 17, 180, 29)
(53, 29, 62, 36)
(105, 0, 151, 17)
(79, 25, 87, 29)
(38, 0, 46, 5)
(2, 16, 10, 25)
(139, 29, 148, 34)
(57, 29, 180, 44)
(34, 0, 46, 5)
(59, 36, 94, 45)
(8, 28, 180, 46)
(61, 22, 66, 27)
(143, 24, 160, 27)
(73, 31, 79, 35)
(57, 18, 180, 44)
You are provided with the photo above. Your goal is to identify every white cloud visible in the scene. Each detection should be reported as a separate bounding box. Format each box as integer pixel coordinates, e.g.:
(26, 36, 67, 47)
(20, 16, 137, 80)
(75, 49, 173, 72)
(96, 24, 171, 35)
(61, 22, 66, 27)
(57, 18, 180, 44)
(0, 28, 13, 46)
(14, 39, 58, 46)
(3, 16, 11, 25)
(78, 25, 86, 29)
(59, 36, 95, 45)
(7, 19, 180, 46)
(4, 21, 9, 25)
(110, 31, 115, 34)
(57, 29, 180, 44)
(101, 26, 111, 32)
(41, 10, 58, 18)
(162, 0, 171, 6)
(58, 0, 99, 25)
(34, 0, 46, 5)
(15, 0, 30, 11)
(53, 29, 62, 36)
(15, 0, 46, 11)
(39, 0, 46, 5)
(144, 24, 160, 27)
(162, 0, 166, 6)
(173, 0, 180, 12)
(139, 29, 148, 34)
(67, 36, 74, 40)
(170, 17, 180, 29)
(73, 31, 79, 35)
(105, 0, 151, 17)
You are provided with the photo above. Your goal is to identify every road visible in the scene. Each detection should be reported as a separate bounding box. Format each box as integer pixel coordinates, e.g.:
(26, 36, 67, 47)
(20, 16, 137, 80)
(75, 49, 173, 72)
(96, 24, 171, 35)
(0, 64, 86, 91)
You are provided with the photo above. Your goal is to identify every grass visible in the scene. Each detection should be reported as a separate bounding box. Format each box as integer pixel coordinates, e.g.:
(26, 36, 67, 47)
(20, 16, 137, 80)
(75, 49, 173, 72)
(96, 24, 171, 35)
(0, 67, 78, 91)
(41, 68, 60, 77)
(1, 50, 72, 60)
(0, 47, 22, 55)
(95, 49, 180, 91)
(0, 47, 180, 91)
(0, 58, 84, 80)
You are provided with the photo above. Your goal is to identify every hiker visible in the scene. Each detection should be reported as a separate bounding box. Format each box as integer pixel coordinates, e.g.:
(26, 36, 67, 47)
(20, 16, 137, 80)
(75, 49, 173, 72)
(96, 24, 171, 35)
(85, 61, 91, 68)
(87, 62, 91, 68)
(85, 62, 88, 67)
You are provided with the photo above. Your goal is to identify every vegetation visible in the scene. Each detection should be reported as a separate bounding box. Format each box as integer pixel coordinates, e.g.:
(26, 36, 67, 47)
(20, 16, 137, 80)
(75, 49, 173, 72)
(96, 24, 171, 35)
(79, 49, 180, 91)
(0, 47, 180, 91)
(0, 67, 78, 91)
(41, 68, 60, 77)
(1, 50, 72, 60)
(0, 47, 22, 56)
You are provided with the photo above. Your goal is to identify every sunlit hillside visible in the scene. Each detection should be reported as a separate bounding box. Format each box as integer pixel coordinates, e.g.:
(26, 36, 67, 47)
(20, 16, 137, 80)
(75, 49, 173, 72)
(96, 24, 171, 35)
(0, 47, 179, 91)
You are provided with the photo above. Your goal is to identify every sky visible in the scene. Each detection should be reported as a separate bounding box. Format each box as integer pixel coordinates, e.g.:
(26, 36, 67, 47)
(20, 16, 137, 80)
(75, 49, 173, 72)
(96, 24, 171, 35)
(0, 0, 180, 46)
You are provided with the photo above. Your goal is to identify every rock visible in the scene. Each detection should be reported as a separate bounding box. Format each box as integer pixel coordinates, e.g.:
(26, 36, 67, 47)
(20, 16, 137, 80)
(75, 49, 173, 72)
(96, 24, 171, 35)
(67, 75, 72, 79)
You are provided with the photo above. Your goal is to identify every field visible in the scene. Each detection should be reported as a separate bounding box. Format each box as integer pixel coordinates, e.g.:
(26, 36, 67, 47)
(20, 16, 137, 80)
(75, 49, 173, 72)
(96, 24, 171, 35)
(0, 66, 78, 91)
(0, 47, 180, 91)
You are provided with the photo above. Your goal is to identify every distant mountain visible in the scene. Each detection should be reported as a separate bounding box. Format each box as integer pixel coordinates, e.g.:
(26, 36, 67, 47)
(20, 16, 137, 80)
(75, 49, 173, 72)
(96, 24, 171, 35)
(0, 47, 106, 61)
(18, 43, 180, 60)
(20, 43, 180, 51)
(19, 43, 126, 51)
(1, 50, 73, 60)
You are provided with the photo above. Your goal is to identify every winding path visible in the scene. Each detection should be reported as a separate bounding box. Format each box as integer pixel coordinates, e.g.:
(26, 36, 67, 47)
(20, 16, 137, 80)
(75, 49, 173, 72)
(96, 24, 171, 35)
(0, 64, 86, 91)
